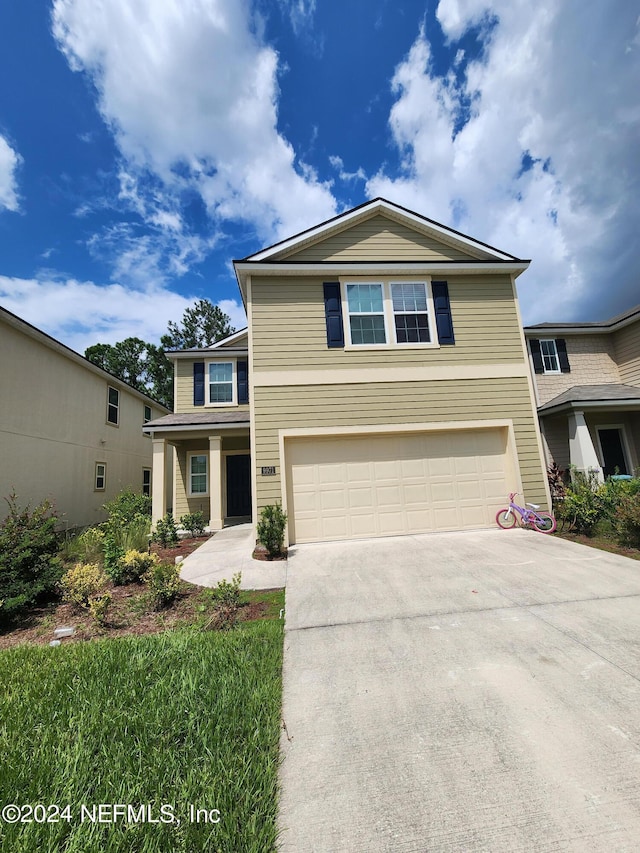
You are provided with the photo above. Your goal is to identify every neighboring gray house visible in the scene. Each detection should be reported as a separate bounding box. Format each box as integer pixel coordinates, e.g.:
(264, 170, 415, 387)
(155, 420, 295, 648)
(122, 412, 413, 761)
(0, 306, 171, 529)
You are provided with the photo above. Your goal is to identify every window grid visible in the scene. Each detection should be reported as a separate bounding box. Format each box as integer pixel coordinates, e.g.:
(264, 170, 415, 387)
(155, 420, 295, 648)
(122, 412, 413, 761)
(346, 283, 386, 345)
(540, 339, 560, 373)
(107, 387, 119, 425)
(95, 463, 106, 491)
(391, 282, 430, 344)
(189, 454, 208, 495)
(208, 362, 234, 404)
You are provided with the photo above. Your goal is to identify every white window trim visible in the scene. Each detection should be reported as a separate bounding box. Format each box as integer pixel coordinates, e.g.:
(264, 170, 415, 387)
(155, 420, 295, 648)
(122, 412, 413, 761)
(341, 279, 439, 350)
(540, 339, 561, 374)
(95, 462, 106, 492)
(188, 452, 209, 497)
(107, 386, 120, 426)
(205, 359, 237, 407)
(595, 424, 632, 476)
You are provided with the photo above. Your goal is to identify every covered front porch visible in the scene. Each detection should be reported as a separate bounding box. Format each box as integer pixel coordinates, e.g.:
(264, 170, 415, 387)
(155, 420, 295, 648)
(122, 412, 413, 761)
(538, 384, 640, 481)
(143, 412, 251, 529)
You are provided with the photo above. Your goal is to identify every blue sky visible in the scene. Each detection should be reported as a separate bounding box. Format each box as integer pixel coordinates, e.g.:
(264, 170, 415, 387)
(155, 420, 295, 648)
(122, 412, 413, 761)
(0, 0, 638, 353)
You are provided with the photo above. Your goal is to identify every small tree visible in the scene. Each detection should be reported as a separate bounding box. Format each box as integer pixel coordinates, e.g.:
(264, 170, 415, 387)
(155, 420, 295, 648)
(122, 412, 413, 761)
(256, 504, 287, 559)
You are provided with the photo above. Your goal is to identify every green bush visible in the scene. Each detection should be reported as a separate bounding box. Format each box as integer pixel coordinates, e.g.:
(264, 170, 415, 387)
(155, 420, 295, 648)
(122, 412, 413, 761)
(103, 526, 125, 579)
(103, 488, 151, 525)
(60, 562, 109, 609)
(107, 549, 159, 586)
(180, 511, 206, 537)
(555, 469, 605, 535)
(208, 573, 242, 629)
(153, 513, 179, 548)
(256, 504, 287, 559)
(615, 493, 640, 548)
(143, 561, 181, 608)
(88, 592, 112, 625)
(0, 493, 62, 623)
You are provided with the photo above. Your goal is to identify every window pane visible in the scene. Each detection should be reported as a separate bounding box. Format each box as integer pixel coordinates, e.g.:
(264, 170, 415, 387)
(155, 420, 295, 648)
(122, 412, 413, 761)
(347, 283, 383, 313)
(540, 340, 559, 371)
(108, 387, 119, 405)
(395, 314, 430, 344)
(107, 404, 118, 424)
(209, 383, 233, 403)
(391, 283, 427, 312)
(144, 405, 152, 422)
(350, 315, 386, 345)
(191, 455, 207, 474)
(209, 363, 233, 382)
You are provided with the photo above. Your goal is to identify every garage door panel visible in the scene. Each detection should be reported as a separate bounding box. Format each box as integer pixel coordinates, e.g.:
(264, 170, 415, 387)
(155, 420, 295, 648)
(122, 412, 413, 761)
(287, 428, 511, 544)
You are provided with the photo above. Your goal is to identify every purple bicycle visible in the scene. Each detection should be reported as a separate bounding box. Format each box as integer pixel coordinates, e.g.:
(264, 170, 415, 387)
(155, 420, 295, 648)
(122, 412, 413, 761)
(496, 492, 557, 533)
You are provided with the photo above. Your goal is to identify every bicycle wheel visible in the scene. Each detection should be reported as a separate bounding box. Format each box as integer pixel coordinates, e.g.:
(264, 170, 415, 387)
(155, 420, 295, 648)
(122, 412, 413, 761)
(496, 508, 517, 529)
(531, 512, 556, 533)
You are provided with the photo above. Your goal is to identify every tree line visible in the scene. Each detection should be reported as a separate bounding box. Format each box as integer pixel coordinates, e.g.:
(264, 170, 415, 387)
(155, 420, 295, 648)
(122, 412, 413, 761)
(85, 299, 234, 410)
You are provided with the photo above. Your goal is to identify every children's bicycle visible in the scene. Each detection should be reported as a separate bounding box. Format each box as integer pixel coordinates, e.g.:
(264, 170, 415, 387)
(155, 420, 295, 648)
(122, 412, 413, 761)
(496, 493, 557, 533)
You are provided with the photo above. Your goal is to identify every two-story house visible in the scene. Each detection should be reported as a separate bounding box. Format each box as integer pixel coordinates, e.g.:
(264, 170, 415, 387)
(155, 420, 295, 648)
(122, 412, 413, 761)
(525, 305, 640, 480)
(0, 306, 170, 529)
(145, 198, 550, 545)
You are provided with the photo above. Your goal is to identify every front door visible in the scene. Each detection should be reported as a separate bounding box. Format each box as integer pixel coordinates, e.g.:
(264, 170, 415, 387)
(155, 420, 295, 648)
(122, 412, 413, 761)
(598, 428, 628, 477)
(226, 455, 252, 517)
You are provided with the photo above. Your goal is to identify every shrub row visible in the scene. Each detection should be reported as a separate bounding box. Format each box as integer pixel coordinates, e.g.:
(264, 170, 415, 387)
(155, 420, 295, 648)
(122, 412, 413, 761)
(553, 469, 640, 546)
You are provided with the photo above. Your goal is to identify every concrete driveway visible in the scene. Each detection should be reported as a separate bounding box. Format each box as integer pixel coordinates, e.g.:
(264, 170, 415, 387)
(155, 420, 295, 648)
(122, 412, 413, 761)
(278, 529, 640, 852)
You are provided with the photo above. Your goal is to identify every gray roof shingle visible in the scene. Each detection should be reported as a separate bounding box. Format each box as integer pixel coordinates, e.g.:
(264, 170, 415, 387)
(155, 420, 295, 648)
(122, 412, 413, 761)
(539, 384, 640, 412)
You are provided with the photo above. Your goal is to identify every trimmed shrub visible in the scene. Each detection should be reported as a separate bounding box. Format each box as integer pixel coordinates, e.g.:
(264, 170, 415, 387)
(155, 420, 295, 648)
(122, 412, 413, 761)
(180, 511, 206, 537)
(0, 492, 62, 623)
(107, 550, 159, 586)
(143, 561, 181, 608)
(615, 493, 640, 548)
(257, 504, 287, 559)
(153, 513, 179, 548)
(60, 562, 109, 609)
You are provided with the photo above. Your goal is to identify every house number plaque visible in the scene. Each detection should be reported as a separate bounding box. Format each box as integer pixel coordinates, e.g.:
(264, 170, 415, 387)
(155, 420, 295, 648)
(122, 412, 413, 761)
(261, 466, 276, 476)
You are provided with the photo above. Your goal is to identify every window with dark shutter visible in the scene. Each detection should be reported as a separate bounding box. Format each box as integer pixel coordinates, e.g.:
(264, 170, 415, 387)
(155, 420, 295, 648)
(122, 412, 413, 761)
(323, 282, 344, 348)
(193, 362, 205, 406)
(431, 281, 455, 345)
(529, 339, 544, 373)
(237, 359, 249, 404)
(556, 338, 571, 373)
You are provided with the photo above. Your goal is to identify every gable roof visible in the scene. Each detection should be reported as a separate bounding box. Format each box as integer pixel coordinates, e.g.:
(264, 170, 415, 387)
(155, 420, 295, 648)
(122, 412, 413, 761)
(164, 328, 248, 359)
(0, 305, 170, 411)
(243, 198, 522, 263)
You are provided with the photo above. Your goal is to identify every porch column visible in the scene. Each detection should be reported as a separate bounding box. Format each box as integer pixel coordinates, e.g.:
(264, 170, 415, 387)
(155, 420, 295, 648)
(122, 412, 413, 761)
(209, 436, 223, 531)
(151, 437, 167, 524)
(568, 410, 604, 482)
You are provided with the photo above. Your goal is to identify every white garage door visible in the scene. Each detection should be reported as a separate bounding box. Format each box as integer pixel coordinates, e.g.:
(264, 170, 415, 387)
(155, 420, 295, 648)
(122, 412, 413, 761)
(286, 429, 510, 544)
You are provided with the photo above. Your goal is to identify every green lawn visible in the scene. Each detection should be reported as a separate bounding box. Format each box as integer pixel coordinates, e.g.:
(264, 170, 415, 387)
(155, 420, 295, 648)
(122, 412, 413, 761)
(0, 621, 283, 852)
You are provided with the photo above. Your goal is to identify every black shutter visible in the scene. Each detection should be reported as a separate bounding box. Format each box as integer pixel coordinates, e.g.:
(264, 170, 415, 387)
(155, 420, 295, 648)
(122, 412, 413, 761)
(237, 359, 249, 404)
(529, 339, 544, 373)
(193, 362, 205, 406)
(323, 282, 344, 348)
(556, 338, 570, 373)
(432, 281, 455, 345)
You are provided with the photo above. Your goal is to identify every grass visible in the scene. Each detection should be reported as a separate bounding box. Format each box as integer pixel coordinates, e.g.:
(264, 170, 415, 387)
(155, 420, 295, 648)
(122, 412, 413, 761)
(0, 621, 283, 852)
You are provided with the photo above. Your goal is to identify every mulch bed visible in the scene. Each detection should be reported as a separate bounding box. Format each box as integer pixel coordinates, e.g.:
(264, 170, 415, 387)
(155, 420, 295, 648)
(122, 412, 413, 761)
(556, 530, 640, 560)
(150, 534, 212, 562)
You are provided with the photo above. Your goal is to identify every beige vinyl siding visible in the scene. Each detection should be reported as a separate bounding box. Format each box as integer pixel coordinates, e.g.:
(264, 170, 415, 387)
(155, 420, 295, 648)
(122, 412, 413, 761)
(174, 440, 211, 521)
(613, 321, 640, 386)
(530, 334, 621, 406)
(251, 274, 524, 371)
(280, 214, 484, 262)
(175, 358, 250, 414)
(253, 377, 548, 522)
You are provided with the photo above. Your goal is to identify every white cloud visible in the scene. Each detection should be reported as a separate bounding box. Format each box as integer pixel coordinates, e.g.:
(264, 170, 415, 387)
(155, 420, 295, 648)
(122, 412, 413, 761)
(0, 276, 246, 354)
(367, 1, 640, 322)
(0, 135, 21, 212)
(52, 0, 336, 251)
(278, 0, 317, 36)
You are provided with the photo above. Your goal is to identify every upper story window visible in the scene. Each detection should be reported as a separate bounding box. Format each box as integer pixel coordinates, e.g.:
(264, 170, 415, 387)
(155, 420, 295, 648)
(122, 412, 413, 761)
(107, 387, 119, 425)
(143, 405, 152, 424)
(529, 338, 571, 375)
(208, 362, 235, 404)
(540, 339, 560, 373)
(342, 280, 437, 349)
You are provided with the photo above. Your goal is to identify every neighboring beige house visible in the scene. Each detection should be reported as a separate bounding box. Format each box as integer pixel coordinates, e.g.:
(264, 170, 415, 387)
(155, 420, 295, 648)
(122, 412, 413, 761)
(0, 306, 170, 529)
(145, 198, 550, 545)
(525, 305, 640, 481)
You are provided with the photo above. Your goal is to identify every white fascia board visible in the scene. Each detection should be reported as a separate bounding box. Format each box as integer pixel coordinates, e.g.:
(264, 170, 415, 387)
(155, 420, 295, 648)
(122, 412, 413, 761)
(540, 399, 640, 416)
(246, 199, 519, 262)
(166, 348, 248, 360)
(143, 422, 250, 435)
(207, 328, 248, 348)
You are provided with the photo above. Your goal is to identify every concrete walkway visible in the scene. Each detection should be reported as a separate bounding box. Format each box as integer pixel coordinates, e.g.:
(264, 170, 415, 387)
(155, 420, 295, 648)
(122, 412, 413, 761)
(178, 523, 287, 589)
(279, 529, 640, 852)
